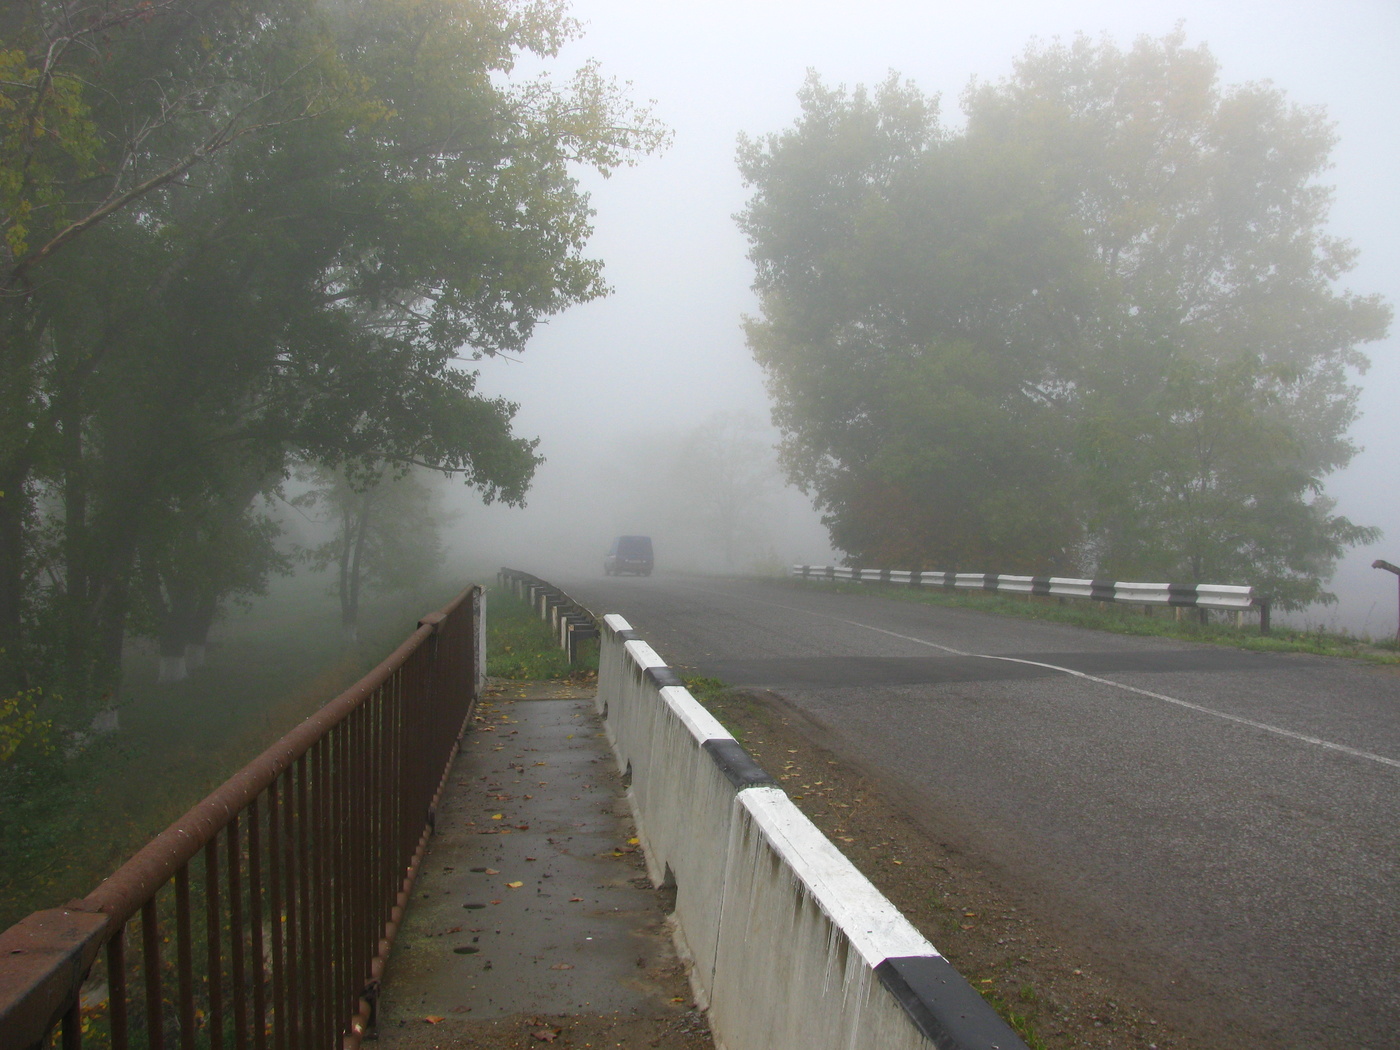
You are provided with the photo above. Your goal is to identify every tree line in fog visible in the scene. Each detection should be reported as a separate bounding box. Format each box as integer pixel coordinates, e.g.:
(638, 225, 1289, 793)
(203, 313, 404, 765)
(0, 0, 664, 731)
(739, 31, 1390, 609)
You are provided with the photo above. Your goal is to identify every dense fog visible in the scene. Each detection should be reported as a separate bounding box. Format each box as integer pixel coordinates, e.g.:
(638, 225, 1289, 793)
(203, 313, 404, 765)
(465, 0, 1399, 634)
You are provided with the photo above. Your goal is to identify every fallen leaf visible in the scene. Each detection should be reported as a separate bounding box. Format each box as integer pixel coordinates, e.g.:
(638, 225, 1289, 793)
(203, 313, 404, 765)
(569, 897, 583, 902)
(530, 1030, 560, 1043)
(485, 868, 499, 875)
(424, 1016, 445, 1024)
(506, 881, 524, 889)
(490, 899, 502, 904)
(627, 837, 639, 845)
(550, 963, 574, 970)
(491, 814, 503, 821)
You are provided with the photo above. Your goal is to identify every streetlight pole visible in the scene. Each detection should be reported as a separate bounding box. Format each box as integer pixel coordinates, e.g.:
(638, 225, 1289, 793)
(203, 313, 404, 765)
(1372, 559, 1400, 647)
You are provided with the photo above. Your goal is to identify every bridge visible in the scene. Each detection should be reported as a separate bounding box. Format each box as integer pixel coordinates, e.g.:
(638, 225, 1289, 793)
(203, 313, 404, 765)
(0, 579, 1025, 1050)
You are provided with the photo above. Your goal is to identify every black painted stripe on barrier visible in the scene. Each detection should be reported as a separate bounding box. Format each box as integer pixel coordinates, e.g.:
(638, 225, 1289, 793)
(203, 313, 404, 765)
(1167, 583, 1200, 607)
(876, 956, 1028, 1050)
(644, 665, 684, 689)
(614, 629, 643, 643)
(1090, 579, 1117, 602)
(701, 738, 778, 789)
(982, 574, 998, 591)
(1031, 576, 1053, 597)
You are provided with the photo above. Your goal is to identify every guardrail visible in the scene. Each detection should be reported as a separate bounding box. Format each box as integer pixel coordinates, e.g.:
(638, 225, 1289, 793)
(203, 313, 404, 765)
(497, 568, 599, 661)
(597, 613, 1028, 1050)
(792, 565, 1272, 635)
(0, 586, 485, 1050)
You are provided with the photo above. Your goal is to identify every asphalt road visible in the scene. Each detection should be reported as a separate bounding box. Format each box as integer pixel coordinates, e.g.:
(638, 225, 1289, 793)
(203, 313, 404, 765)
(550, 572, 1400, 1050)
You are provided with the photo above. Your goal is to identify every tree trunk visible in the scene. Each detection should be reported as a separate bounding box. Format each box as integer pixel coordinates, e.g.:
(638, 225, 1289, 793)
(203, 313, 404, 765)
(0, 473, 27, 693)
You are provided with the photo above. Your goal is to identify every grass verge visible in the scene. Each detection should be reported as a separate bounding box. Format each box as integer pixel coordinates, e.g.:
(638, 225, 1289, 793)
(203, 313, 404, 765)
(795, 579, 1400, 662)
(485, 589, 598, 680)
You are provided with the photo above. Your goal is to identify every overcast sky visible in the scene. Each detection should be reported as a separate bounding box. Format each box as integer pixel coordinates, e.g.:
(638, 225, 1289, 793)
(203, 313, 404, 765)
(469, 0, 1400, 634)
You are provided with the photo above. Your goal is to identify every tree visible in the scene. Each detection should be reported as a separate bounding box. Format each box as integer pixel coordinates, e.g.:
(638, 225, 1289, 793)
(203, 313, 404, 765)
(738, 32, 1389, 605)
(964, 30, 1388, 604)
(0, 0, 666, 710)
(666, 412, 781, 571)
(293, 464, 448, 643)
(737, 73, 1090, 571)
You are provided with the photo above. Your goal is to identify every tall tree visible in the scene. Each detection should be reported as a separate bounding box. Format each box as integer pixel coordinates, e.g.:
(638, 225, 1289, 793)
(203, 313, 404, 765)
(963, 30, 1389, 604)
(739, 33, 1389, 605)
(738, 73, 1089, 571)
(0, 0, 666, 710)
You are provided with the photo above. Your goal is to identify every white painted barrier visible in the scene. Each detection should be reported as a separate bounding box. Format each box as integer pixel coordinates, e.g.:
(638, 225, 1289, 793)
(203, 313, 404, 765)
(597, 615, 1027, 1050)
(791, 565, 1269, 632)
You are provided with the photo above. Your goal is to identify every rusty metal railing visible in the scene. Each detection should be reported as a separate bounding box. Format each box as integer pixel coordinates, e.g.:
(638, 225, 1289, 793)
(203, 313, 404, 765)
(0, 585, 484, 1050)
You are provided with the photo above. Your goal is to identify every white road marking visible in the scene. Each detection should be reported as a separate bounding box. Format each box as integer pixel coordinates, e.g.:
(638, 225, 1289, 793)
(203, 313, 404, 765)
(680, 582, 1400, 771)
(843, 619, 1400, 771)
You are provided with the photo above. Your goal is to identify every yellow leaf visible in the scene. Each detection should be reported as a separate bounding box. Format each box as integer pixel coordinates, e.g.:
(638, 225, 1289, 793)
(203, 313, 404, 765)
(506, 881, 524, 889)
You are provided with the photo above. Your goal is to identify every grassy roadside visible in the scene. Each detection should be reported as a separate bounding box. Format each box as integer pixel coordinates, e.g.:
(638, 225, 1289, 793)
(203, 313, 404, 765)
(791, 579, 1400, 663)
(485, 589, 598, 680)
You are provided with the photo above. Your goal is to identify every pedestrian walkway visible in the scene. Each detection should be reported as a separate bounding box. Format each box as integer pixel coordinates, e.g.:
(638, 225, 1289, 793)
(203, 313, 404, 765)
(375, 680, 714, 1050)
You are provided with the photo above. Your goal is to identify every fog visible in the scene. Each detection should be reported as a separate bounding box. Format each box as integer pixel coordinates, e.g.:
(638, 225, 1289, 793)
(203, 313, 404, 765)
(455, 0, 1399, 634)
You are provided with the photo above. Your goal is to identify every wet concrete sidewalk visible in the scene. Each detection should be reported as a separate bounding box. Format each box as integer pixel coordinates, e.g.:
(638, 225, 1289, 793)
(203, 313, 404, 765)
(375, 681, 713, 1050)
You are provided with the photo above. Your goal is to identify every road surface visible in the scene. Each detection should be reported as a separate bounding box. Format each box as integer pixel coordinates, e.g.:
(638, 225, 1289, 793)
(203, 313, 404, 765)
(551, 572, 1400, 1050)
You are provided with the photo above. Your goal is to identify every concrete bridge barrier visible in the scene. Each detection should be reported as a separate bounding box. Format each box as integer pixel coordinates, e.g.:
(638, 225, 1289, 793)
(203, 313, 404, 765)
(597, 614, 1026, 1050)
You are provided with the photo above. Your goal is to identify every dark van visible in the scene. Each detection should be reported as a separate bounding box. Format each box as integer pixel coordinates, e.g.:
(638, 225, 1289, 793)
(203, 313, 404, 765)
(604, 535, 654, 576)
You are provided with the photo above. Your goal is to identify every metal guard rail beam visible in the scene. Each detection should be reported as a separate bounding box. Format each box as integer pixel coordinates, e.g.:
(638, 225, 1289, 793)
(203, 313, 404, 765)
(792, 566, 1271, 634)
(0, 585, 485, 1050)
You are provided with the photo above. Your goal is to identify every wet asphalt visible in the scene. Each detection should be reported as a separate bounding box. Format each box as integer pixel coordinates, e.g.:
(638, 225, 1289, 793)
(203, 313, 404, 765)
(554, 572, 1400, 1050)
(375, 680, 694, 1040)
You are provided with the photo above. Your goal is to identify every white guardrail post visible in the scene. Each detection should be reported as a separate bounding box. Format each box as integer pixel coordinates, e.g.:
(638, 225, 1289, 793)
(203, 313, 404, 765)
(597, 614, 1027, 1050)
(791, 566, 1269, 634)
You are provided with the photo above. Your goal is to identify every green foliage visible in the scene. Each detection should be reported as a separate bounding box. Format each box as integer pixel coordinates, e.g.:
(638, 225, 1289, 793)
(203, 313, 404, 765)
(486, 591, 596, 680)
(0, 682, 50, 763)
(739, 31, 1389, 607)
(0, 0, 665, 706)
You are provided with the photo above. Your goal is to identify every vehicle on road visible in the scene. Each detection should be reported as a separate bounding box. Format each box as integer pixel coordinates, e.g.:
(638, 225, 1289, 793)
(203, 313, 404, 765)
(604, 535, 653, 576)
